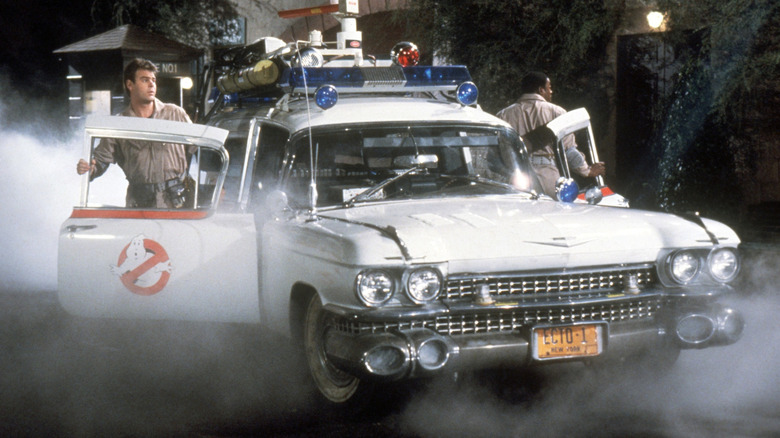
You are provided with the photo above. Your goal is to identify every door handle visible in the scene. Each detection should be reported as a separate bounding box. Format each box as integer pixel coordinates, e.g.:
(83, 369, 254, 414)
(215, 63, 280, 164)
(65, 225, 97, 233)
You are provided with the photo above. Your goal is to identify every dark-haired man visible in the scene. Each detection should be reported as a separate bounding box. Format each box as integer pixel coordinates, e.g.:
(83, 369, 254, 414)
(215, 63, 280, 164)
(76, 58, 193, 208)
(497, 71, 604, 198)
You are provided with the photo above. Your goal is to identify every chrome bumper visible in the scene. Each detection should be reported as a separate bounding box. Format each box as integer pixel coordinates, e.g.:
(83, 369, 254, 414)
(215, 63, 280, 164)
(322, 301, 744, 381)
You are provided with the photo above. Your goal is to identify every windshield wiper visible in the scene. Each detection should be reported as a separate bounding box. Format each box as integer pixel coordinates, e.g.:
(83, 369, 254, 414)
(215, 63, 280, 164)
(440, 175, 540, 199)
(344, 167, 421, 207)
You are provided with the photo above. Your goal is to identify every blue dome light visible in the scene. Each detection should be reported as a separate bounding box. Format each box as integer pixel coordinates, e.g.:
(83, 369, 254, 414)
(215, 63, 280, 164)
(315, 84, 338, 110)
(456, 81, 478, 106)
(556, 178, 579, 203)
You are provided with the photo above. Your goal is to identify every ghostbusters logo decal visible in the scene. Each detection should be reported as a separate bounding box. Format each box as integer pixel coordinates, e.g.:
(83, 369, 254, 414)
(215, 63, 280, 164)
(111, 234, 172, 295)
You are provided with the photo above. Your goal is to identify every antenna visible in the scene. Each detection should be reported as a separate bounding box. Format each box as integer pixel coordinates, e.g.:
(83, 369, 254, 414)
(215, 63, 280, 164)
(276, 1, 363, 217)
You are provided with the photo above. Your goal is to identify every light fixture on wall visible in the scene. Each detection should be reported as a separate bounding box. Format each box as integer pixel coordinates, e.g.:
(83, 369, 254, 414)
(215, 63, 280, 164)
(647, 11, 665, 29)
(180, 77, 193, 90)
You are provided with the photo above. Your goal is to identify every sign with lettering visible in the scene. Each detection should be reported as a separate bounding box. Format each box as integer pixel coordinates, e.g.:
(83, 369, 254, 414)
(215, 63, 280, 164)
(151, 61, 191, 77)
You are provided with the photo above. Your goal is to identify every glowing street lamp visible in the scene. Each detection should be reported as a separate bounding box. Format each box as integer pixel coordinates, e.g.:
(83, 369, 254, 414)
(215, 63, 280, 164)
(647, 11, 665, 29)
(179, 77, 194, 109)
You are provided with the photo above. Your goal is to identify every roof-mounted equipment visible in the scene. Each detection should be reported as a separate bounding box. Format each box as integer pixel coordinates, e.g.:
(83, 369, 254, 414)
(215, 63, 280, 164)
(211, 0, 479, 109)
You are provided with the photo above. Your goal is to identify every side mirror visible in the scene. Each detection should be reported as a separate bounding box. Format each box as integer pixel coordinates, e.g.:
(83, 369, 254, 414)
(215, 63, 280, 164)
(584, 186, 603, 205)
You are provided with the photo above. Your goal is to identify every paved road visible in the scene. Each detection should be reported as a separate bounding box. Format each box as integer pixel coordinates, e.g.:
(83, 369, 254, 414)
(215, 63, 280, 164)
(1, 249, 778, 437)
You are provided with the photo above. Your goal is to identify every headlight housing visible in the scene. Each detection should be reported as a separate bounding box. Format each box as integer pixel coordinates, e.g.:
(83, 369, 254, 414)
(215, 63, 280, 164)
(355, 266, 445, 307)
(406, 268, 442, 303)
(708, 247, 740, 283)
(356, 270, 395, 307)
(669, 250, 700, 284)
(663, 246, 741, 286)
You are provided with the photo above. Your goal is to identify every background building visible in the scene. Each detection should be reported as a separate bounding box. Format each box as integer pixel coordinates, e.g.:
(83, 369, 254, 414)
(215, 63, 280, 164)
(54, 25, 202, 124)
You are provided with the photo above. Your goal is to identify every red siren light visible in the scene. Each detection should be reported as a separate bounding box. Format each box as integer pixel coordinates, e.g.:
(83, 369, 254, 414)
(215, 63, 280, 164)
(391, 42, 420, 67)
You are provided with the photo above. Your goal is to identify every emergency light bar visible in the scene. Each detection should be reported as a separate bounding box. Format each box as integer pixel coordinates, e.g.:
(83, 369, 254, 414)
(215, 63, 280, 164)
(280, 65, 473, 94)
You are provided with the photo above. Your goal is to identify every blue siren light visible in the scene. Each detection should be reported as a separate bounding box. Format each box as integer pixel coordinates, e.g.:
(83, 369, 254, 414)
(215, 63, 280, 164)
(556, 178, 579, 203)
(280, 65, 474, 94)
(403, 66, 472, 86)
(456, 81, 478, 105)
(284, 67, 366, 90)
(315, 84, 338, 109)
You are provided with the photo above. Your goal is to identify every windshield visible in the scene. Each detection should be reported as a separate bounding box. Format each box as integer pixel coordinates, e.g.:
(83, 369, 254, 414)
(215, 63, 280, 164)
(282, 125, 534, 208)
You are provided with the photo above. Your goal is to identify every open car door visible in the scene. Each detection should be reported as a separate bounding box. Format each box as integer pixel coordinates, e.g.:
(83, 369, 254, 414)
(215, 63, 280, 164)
(546, 108, 629, 207)
(58, 116, 260, 323)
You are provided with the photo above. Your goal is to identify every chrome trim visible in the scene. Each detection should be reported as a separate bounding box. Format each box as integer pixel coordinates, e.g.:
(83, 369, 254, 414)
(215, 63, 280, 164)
(445, 264, 656, 301)
(334, 295, 663, 336)
(674, 313, 716, 346)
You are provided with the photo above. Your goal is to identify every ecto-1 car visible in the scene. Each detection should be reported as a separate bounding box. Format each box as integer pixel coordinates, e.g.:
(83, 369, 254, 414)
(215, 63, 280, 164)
(59, 3, 744, 405)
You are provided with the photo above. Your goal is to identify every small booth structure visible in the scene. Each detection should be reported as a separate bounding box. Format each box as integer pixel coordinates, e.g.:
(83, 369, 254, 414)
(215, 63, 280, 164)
(54, 25, 202, 124)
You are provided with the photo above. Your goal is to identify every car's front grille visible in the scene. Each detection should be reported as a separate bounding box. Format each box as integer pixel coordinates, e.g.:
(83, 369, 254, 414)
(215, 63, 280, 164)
(336, 296, 663, 336)
(445, 265, 657, 302)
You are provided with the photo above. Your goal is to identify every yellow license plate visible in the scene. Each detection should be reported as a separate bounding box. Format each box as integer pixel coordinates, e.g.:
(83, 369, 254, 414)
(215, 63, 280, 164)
(533, 323, 604, 360)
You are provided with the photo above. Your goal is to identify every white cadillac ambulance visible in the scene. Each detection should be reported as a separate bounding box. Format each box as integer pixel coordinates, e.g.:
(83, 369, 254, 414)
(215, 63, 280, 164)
(58, 1, 744, 405)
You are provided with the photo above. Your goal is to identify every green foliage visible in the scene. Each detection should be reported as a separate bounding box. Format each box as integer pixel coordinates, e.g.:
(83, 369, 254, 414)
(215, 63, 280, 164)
(406, 0, 623, 114)
(651, 0, 780, 221)
(88, 0, 244, 48)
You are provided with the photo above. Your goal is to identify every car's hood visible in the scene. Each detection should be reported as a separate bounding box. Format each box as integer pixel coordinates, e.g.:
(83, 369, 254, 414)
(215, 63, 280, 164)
(316, 197, 739, 271)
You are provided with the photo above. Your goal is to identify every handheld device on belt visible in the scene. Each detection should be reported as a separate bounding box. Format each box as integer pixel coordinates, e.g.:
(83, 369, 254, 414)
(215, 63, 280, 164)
(128, 176, 187, 208)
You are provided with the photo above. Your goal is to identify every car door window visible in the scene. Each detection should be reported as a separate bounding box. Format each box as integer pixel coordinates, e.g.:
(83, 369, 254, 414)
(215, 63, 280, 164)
(250, 124, 289, 208)
(85, 136, 225, 210)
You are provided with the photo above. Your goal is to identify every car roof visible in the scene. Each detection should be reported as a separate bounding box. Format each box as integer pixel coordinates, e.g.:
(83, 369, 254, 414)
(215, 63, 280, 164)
(207, 95, 512, 135)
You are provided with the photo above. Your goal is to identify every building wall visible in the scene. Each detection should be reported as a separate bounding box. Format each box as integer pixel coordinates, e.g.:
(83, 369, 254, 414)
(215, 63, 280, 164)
(231, 0, 406, 43)
(231, 0, 309, 43)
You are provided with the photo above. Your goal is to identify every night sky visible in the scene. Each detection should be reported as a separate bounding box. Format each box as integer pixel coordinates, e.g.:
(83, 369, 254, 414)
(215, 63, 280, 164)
(0, 0, 97, 97)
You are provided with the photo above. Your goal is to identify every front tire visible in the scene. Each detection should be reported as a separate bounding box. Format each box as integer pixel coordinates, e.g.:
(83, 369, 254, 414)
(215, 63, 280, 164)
(303, 294, 361, 404)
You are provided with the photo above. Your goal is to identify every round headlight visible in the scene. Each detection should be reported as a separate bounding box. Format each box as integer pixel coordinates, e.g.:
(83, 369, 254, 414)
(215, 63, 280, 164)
(670, 250, 700, 284)
(708, 247, 740, 283)
(356, 270, 395, 307)
(406, 268, 442, 303)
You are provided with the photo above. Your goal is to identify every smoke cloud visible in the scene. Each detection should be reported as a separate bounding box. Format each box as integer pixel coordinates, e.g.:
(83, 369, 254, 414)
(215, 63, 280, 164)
(0, 80, 312, 436)
(400, 267, 780, 437)
(0, 95, 80, 291)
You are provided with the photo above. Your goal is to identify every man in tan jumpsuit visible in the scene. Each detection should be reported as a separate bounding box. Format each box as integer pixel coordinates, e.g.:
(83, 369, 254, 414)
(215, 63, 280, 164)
(497, 71, 605, 198)
(76, 58, 193, 208)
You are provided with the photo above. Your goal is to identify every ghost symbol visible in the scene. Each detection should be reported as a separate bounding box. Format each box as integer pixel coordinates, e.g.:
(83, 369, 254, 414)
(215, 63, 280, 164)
(111, 234, 173, 288)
